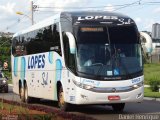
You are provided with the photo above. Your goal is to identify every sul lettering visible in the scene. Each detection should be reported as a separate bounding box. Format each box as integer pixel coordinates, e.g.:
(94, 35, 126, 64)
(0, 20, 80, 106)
(28, 54, 45, 69)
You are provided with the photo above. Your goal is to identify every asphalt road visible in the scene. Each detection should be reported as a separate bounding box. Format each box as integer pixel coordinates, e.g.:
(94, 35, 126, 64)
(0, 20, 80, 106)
(0, 85, 160, 120)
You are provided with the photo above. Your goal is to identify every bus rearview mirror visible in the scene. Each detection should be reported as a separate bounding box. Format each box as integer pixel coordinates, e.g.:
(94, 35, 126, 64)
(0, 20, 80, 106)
(65, 32, 76, 54)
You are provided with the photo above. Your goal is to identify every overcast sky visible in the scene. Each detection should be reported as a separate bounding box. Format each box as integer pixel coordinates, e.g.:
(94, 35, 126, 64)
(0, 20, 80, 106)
(0, 0, 160, 33)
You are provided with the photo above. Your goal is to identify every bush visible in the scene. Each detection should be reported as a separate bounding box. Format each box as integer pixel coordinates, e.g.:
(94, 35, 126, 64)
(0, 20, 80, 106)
(149, 79, 160, 92)
(144, 64, 160, 84)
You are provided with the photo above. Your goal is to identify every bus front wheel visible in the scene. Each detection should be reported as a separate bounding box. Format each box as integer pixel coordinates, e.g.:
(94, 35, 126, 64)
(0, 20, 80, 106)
(58, 86, 70, 111)
(112, 103, 125, 112)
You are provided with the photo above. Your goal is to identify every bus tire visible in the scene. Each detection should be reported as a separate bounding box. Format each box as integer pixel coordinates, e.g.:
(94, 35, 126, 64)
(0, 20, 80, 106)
(112, 103, 125, 112)
(24, 83, 32, 103)
(20, 86, 25, 102)
(58, 86, 70, 111)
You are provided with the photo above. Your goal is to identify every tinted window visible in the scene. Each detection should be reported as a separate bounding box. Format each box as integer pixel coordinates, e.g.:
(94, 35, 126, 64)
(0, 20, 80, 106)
(63, 33, 76, 72)
(12, 37, 17, 56)
(0, 73, 2, 78)
(0, 73, 4, 78)
(108, 26, 139, 44)
(76, 26, 139, 44)
(12, 36, 25, 56)
(12, 23, 61, 56)
(27, 23, 61, 55)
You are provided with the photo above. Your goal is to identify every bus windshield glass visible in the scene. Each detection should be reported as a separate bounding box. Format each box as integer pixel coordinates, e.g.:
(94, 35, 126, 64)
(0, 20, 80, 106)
(75, 25, 142, 78)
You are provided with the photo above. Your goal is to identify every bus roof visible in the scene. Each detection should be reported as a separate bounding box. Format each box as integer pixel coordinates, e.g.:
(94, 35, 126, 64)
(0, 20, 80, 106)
(13, 11, 133, 38)
(61, 11, 130, 18)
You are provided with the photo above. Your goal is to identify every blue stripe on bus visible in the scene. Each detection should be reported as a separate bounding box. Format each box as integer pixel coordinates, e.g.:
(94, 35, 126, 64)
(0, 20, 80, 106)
(21, 57, 26, 80)
(56, 59, 62, 81)
(48, 52, 54, 64)
(13, 57, 18, 77)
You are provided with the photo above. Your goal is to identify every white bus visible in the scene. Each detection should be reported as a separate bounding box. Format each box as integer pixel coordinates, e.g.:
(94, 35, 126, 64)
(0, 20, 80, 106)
(12, 11, 144, 111)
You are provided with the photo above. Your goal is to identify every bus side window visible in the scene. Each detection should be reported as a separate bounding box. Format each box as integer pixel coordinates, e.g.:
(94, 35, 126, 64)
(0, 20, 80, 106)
(51, 24, 61, 56)
(63, 33, 75, 72)
(18, 23, 62, 55)
(12, 37, 18, 56)
(12, 36, 25, 57)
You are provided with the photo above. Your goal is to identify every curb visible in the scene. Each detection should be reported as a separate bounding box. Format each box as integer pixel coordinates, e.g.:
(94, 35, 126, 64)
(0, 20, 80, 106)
(144, 85, 150, 87)
(8, 84, 13, 87)
(144, 97, 160, 102)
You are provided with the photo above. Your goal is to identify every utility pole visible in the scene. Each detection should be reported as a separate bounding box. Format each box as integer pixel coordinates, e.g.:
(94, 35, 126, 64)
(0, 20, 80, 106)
(31, 1, 34, 25)
(16, 1, 36, 25)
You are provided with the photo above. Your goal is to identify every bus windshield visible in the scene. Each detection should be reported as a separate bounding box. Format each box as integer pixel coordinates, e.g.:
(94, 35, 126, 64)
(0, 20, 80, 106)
(75, 25, 142, 78)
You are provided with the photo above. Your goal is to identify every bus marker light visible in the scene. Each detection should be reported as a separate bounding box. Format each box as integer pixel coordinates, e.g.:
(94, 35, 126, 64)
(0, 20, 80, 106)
(108, 96, 120, 100)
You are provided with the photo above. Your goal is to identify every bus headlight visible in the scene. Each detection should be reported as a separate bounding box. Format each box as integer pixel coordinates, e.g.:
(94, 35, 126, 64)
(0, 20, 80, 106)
(73, 80, 94, 90)
(83, 84, 94, 90)
(132, 81, 143, 89)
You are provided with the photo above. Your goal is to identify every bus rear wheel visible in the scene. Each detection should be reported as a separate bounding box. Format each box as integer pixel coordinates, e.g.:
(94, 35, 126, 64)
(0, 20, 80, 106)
(20, 86, 25, 102)
(112, 103, 125, 112)
(58, 86, 70, 111)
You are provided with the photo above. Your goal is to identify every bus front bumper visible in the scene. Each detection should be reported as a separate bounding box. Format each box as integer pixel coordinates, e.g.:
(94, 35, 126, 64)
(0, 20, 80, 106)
(73, 86, 144, 105)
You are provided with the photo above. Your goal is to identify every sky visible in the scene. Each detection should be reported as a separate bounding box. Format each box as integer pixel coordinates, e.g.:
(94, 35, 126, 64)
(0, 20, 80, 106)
(0, 0, 160, 33)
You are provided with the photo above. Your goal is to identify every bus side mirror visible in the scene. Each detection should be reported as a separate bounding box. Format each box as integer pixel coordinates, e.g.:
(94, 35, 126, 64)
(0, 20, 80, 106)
(65, 32, 76, 54)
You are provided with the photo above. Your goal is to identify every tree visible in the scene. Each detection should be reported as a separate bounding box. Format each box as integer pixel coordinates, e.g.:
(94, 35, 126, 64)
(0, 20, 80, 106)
(0, 36, 11, 70)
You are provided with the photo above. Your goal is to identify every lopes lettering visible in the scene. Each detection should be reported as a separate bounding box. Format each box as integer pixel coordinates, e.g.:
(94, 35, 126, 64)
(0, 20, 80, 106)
(28, 54, 45, 69)
(77, 16, 118, 21)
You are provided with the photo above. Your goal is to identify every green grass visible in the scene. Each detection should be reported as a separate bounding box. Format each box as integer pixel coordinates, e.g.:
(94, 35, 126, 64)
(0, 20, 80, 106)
(144, 63, 160, 98)
(144, 87, 160, 98)
(144, 63, 160, 84)
(0, 101, 58, 119)
(0, 102, 29, 114)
